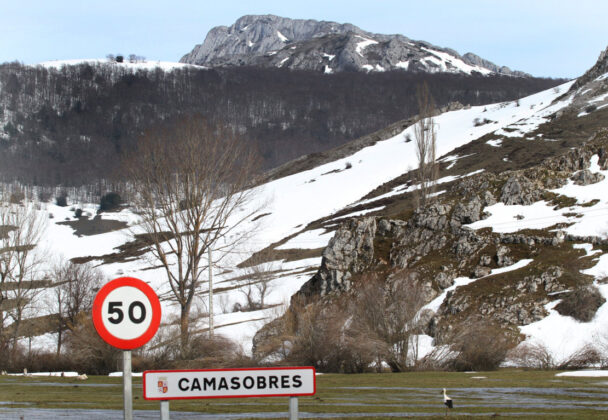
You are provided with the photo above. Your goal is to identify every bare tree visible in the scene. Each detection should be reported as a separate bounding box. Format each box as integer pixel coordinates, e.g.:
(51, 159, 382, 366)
(124, 116, 261, 353)
(52, 260, 104, 355)
(0, 199, 46, 361)
(347, 271, 427, 372)
(239, 257, 278, 311)
(413, 82, 438, 208)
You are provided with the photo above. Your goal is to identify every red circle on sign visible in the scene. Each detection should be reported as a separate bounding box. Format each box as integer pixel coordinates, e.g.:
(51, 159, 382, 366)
(92, 277, 161, 350)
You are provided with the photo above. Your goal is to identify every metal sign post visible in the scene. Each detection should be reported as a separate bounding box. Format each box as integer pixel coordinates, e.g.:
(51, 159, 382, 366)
(289, 396, 298, 420)
(123, 350, 133, 420)
(160, 400, 170, 420)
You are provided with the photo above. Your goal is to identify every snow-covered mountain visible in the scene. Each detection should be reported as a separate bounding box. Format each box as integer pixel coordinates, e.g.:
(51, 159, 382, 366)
(180, 14, 530, 76)
(6, 46, 608, 371)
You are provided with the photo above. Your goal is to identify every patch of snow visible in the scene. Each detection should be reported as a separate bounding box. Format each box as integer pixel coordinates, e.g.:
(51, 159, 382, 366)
(422, 47, 492, 75)
(590, 92, 608, 103)
(361, 64, 374, 72)
(395, 61, 409, 70)
(278, 57, 289, 67)
(495, 127, 523, 137)
(355, 35, 378, 57)
(276, 229, 334, 250)
(109, 372, 143, 377)
(351, 169, 483, 208)
(8, 371, 79, 377)
(518, 278, 608, 364)
(556, 370, 608, 377)
(439, 153, 475, 170)
(486, 139, 502, 147)
(582, 253, 608, 278)
(330, 206, 386, 221)
(322, 53, 335, 61)
(595, 72, 608, 81)
(573, 243, 602, 257)
(276, 31, 289, 42)
(324, 66, 333, 74)
(247, 40, 254, 47)
(468, 201, 571, 233)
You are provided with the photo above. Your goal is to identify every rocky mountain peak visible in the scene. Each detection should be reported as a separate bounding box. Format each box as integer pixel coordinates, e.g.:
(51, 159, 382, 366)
(180, 14, 366, 66)
(570, 44, 608, 90)
(180, 15, 529, 76)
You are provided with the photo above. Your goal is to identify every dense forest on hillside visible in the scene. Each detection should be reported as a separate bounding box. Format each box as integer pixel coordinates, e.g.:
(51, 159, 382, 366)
(0, 62, 564, 185)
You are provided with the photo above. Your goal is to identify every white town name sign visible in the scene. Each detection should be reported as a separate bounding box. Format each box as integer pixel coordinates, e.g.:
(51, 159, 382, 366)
(143, 367, 316, 400)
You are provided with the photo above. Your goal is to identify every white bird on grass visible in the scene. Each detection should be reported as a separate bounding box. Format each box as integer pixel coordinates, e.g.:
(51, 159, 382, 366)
(443, 388, 453, 416)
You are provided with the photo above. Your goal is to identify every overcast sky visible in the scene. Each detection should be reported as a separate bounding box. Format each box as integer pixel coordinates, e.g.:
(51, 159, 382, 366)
(1, 0, 606, 78)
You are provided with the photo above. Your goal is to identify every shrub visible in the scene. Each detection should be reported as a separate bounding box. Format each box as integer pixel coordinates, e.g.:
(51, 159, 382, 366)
(449, 319, 513, 371)
(56, 194, 68, 207)
(99, 192, 122, 212)
(555, 285, 605, 322)
(9, 191, 24, 204)
(63, 314, 121, 374)
(74, 208, 83, 218)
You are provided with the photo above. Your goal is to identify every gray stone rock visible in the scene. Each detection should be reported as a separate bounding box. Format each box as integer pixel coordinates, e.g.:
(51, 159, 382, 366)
(450, 195, 484, 229)
(500, 175, 542, 205)
(472, 266, 491, 278)
(479, 255, 493, 266)
(413, 203, 452, 231)
(434, 271, 456, 289)
(571, 169, 605, 186)
(496, 245, 513, 267)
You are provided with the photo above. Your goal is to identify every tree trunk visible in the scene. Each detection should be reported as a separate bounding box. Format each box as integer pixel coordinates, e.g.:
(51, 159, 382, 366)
(180, 306, 190, 358)
(57, 327, 62, 356)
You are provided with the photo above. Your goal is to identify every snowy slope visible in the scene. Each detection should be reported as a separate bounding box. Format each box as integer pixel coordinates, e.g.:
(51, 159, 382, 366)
(24, 78, 594, 357)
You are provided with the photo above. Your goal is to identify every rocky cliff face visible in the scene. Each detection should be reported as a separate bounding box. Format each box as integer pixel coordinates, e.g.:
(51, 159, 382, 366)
(181, 15, 530, 76)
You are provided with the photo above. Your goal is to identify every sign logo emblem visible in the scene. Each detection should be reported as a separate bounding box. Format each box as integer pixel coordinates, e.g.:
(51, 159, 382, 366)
(158, 377, 168, 394)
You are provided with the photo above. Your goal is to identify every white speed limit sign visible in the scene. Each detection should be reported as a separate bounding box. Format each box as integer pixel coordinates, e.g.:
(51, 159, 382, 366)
(92, 277, 161, 350)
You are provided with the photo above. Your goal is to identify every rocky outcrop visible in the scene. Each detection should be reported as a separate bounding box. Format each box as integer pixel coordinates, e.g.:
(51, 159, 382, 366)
(450, 195, 485, 229)
(570, 45, 608, 91)
(298, 217, 376, 296)
(571, 169, 605, 185)
(277, 133, 608, 361)
(500, 175, 543, 205)
(514, 266, 565, 293)
(181, 15, 529, 76)
(391, 204, 453, 268)
(462, 52, 529, 77)
(433, 266, 566, 338)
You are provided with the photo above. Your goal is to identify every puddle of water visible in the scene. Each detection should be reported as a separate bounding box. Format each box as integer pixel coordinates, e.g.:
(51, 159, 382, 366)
(0, 408, 556, 419)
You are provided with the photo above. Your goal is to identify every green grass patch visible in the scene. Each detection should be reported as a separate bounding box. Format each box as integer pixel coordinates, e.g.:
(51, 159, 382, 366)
(2, 370, 608, 419)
